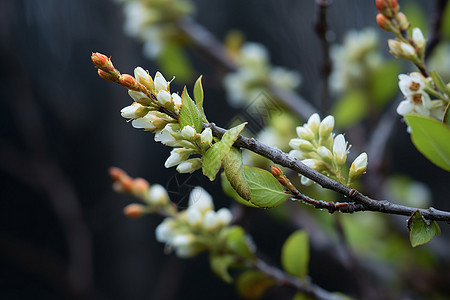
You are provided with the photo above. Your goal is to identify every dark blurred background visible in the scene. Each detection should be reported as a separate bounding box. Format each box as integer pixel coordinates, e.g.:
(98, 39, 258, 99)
(1, 0, 449, 299)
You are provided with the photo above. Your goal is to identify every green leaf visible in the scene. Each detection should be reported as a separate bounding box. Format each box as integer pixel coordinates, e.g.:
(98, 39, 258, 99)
(429, 71, 450, 98)
(407, 210, 441, 247)
(157, 42, 193, 82)
(281, 230, 309, 278)
(223, 147, 251, 200)
(444, 102, 450, 126)
(244, 165, 290, 208)
(405, 114, 450, 171)
(332, 90, 368, 129)
(179, 87, 203, 132)
(193, 75, 208, 122)
(236, 270, 275, 300)
(209, 253, 235, 283)
(225, 226, 254, 259)
(369, 61, 401, 107)
(221, 172, 258, 207)
(202, 123, 246, 181)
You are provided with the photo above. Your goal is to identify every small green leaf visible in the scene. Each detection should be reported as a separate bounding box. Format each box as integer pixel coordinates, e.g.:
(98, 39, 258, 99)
(157, 42, 193, 82)
(221, 172, 258, 207)
(225, 225, 254, 259)
(209, 253, 235, 283)
(443, 102, 450, 126)
(193, 75, 208, 122)
(332, 90, 368, 129)
(179, 87, 203, 132)
(223, 147, 251, 200)
(405, 114, 450, 171)
(244, 165, 290, 208)
(281, 230, 309, 278)
(236, 270, 275, 300)
(202, 123, 246, 180)
(369, 61, 401, 107)
(407, 210, 441, 247)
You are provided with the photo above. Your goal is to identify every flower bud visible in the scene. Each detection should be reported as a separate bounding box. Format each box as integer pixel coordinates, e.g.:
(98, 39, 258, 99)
(181, 125, 197, 139)
(176, 158, 202, 174)
(148, 184, 170, 206)
(155, 219, 175, 243)
(317, 146, 333, 163)
(98, 69, 119, 82)
(189, 187, 214, 212)
(319, 115, 335, 139)
(154, 71, 168, 92)
(333, 134, 348, 166)
(203, 211, 219, 230)
(388, 40, 416, 61)
(307, 113, 321, 135)
(132, 114, 158, 131)
(396, 12, 409, 31)
(157, 90, 172, 106)
(131, 177, 150, 198)
(172, 93, 182, 107)
(349, 152, 368, 180)
(124, 203, 147, 219)
(119, 74, 142, 91)
(91, 52, 115, 72)
(412, 28, 426, 49)
(165, 148, 193, 168)
(134, 67, 154, 90)
(200, 128, 213, 145)
(120, 103, 142, 119)
(296, 126, 315, 141)
(216, 208, 232, 226)
(186, 206, 203, 226)
(376, 14, 392, 31)
(271, 166, 283, 177)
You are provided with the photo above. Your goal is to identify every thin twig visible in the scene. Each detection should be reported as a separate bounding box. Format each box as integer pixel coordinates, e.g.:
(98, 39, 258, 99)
(314, 0, 333, 113)
(254, 259, 345, 300)
(207, 123, 450, 222)
(425, 0, 449, 60)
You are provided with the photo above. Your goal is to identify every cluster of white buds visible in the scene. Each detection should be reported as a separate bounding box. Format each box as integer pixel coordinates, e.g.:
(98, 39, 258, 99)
(387, 28, 425, 64)
(330, 28, 382, 94)
(289, 114, 368, 186)
(120, 67, 182, 132)
(155, 187, 233, 258)
(156, 123, 213, 173)
(120, 0, 193, 58)
(396, 73, 446, 125)
(223, 42, 301, 108)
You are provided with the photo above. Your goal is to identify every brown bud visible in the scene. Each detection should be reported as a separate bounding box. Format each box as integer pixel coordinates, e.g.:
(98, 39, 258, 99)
(109, 167, 126, 181)
(132, 177, 150, 198)
(119, 74, 142, 91)
(91, 52, 116, 72)
(375, 0, 388, 12)
(124, 203, 147, 219)
(376, 14, 392, 31)
(271, 166, 283, 178)
(98, 69, 119, 82)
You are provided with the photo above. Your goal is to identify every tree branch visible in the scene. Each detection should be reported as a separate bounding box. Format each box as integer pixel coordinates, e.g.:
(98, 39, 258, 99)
(207, 123, 450, 222)
(177, 17, 318, 121)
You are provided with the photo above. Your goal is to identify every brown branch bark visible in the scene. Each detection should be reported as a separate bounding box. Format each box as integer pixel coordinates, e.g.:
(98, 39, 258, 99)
(207, 123, 450, 222)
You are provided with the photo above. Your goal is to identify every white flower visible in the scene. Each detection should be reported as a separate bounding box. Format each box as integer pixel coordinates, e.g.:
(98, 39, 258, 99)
(155, 124, 179, 147)
(301, 158, 318, 169)
(132, 114, 158, 131)
(154, 71, 168, 92)
(172, 234, 196, 258)
(333, 134, 348, 166)
(164, 148, 193, 168)
(148, 184, 169, 205)
(216, 208, 232, 226)
(128, 90, 149, 103)
(120, 102, 142, 119)
(155, 219, 175, 243)
(157, 90, 172, 106)
(189, 187, 213, 212)
(412, 28, 426, 49)
(240, 42, 269, 66)
(319, 115, 335, 138)
(388, 40, 416, 60)
(186, 206, 203, 226)
(200, 128, 213, 145)
(398, 73, 426, 96)
(181, 125, 197, 139)
(396, 93, 431, 116)
(176, 158, 202, 173)
(203, 210, 219, 230)
(289, 139, 314, 152)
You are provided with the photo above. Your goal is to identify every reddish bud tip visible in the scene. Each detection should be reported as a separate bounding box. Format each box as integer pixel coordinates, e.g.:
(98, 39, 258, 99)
(271, 166, 283, 177)
(375, 0, 388, 12)
(109, 167, 126, 181)
(119, 74, 141, 91)
(132, 178, 150, 197)
(98, 69, 118, 82)
(376, 13, 391, 31)
(91, 52, 108, 67)
(124, 204, 147, 219)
